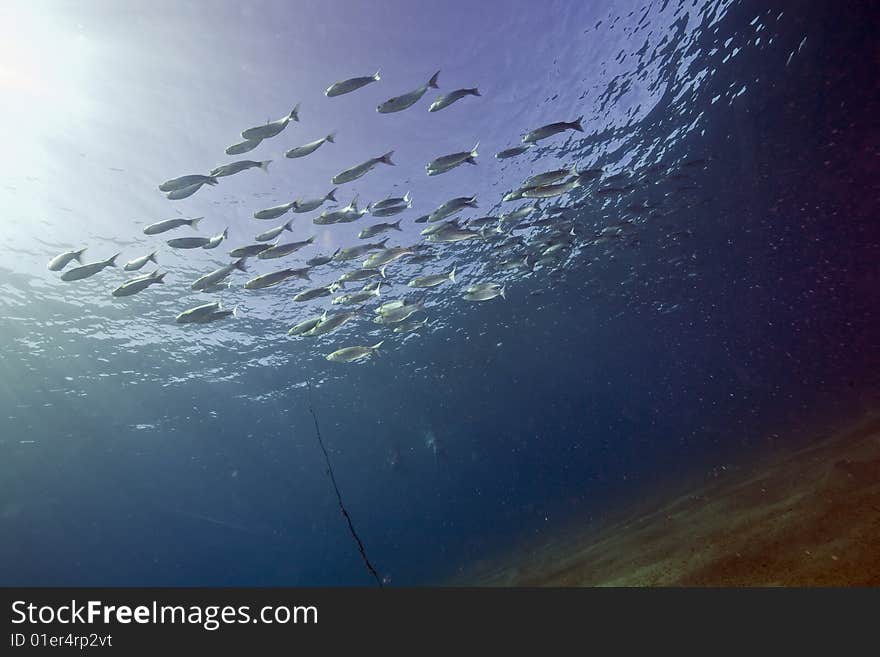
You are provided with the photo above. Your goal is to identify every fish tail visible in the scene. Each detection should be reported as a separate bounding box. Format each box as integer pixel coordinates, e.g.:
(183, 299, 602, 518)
(371, 340, 384, 351)
(466, 156, 478, 165)
(449, 266, 456, 283)
(378, 237, 390, 248)
(471, 142, 479, 157)
(326, 131, 336, 143)
(74, 248, 87, 262)
(500, 286, 507, 300)
(156, 272, 167, 284)
(232, 305, 239, 318)
(391, 219, 402, 231)
(373, 69, 381, 81)
(469, 87, 481, 96)
(428, 71, 440, 88)
(468, 196, 479, 207)
(289, 103, 301, 122)
(149, 251, 158, 263)
(325, 188, 338, 202)
(379, 151, 395, 166)
(106, 253, 120, 267)
(190, 216, 204, 230)
(307, 235, 315, 244)
(571, 116, 584, 132)
(379, 266, 387, 278)
(374, 283, 381, 296)
(259, 160, 272, 172)
(234, 258, 248, 272)
(283, 220, 293, 232)
(404, 191, 412, 206)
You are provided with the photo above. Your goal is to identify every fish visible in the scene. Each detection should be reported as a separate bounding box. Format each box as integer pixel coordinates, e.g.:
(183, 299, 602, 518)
(175, 301, 221, 324)
(502, 188, 527, 202)
(466, 216, 499, 230)
(325, 70, 381, 97)
(428, 87, 480, 112)
(362, 246, 414, 268)
(48, 248, 87, 271)
(200, 282, 230, 293)
(255, 220, 293, 242)
(425, 228, 482, 243)
(225, 137, 262, 155)
(521, 177, 581, 199)
(374, 298, 424, 323)
(426, 143, 479, 176)
(375, 299, 407, 315)
(495, 255, 531, 271)
(522, 117, 584, 143)
(210, 160, 271, 178)
(193, 306, 237, 324)
(229, 243, 271, 258)
(463, 282, 505, 301)
(413, 214, 429, 224)
(314, 195, 368, 225)
(254, 201, 296, 221)
(241, 104, 300, 140)
(306, 249, 340, 267)
(337, 266, 386, 284)
(370, 192, 411, 210)
(332, 151, 395, 185)
(167, 236, 211, 249)
(302, 307, 361, 337)
(332, 285, 381, 305)
(377, 71, 440, 113)
(325, 341, 384, 363)
(257, 236, 315, 259)
(408, 266, 455, 288)
(285, 132, 336, 159)
(428, 196, 478, 222)
(158, 174, 218, 192)
(334, 239, 389, 262)
(359, 220, 403, 239)
(288, 313, 326, 336)
(420, 220, 460, 236)
(500, 203, 539, 224)
(522, 166, 578, 188)
(122, 251, 157, 271)
(393, 317, 429, 333)
(111, 270, 166, 297)
(406, 253, 436, 265)
(293, 284, 339, 302)
(60, 253, 119, 282)
(292, 188, 338, 213)
(243, 267, 310, 290)
(143, 216, 202, 235)
(165, 181, 211, 200)
(496, 145, 531, 159)
(190, 258, 248, 291)
(203, 228, 228, 249)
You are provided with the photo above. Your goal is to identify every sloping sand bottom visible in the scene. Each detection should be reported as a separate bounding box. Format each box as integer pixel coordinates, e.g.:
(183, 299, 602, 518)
(467, 412, 880, 586)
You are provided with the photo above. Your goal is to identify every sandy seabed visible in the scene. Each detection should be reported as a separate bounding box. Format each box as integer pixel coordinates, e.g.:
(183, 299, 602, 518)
(465, 411, 880, 586)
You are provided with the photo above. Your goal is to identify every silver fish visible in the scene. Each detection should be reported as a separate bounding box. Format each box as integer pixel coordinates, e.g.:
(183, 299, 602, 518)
(229, 243, 271, 258)
(143, 216, 202, 235)
(326, 341, 384, 363)
(241, 105, 299, 140)
(522, 117, 584, 143)
(48, 248, 87, 271)
(496, 145, 531, 159)
(332, 285, 381, 305)
(466, 216, 499, 230)
(210, 160, 271, 178)
(303, 308, 361, 337)
(112, 270, 166, 297)
(523, 166, 578, 188)
(393, 317, 429, 333)
(428, 87, 480, 112)
(288, 312, 326, 336)
(314, 195, 368, 225)
(425, 228, 482, 243)
(306, 249, 340, 267)
(192, 306, 237, 324)
(332, 151, 395, 185)
(463, 282, 505, 301)
(167, 236, 211, 249)
(243, 267, 310, 290)
(225, 137, 262, 155)
(521, 177, 581, 199)
(359, 220, 402, 239)
(122, 251, 157, 271)
(325, 70, 380, 97)
(420, 220, 460, 236)
(200, 282, 230, 293)
(285, 132, 336, 159)
(408, 266, 455, 288)
(203, 228, 228, 250)
(60, 253, 119, 282)
(426, 143, 478, 175)
(176, 301, 221, 324)
(374, 298, 424, 322)
(255, 220, 293, 242)
(362, 246, 414, 268)
(377, 71, 440, 113)
(370, 191, 411, 210)
(257, 236, 315, 259)
(165, 181, 211, 200)
(293, 188, 337, 213)
(337, 266, 386, 284)
(334, 239, 389, 262)
(428, 196, 477, 222)
(190, 259, 248, 291)
(158, 174, 217, 192)
(293, 284, 338, 302)
(254, 201, 296, 221)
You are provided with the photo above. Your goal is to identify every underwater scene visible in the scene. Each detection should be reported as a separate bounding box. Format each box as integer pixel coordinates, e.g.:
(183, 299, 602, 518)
(1, 0, 878, 586)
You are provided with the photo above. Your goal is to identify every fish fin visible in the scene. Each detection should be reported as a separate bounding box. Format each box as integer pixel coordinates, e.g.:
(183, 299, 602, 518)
(378, 237, 390, 248)
(449, 266, 456, 283)
(374, 283, 381, 296)
(373, 69, 381, 81)
(289, 103, 300, 122)
(190, 216, 204, 230)
(469, 87, 481, 96)
(260, 160, 272, 172)
(371, 340, 384, 351)
(427, 71, 440, 88)
(380, 266, 387, 278)
(571, 116, 584, 132)
(468, 196, 479, 207)
(379, 151, 395, 166)
(283, 220, 293, 232)
(156, 272, 167, 284)
(74, 248, 87, 262)
(404, 191, 412, 206)
(391, 219, 402, 231)
(307, 235, 315, 244)
(149, 251, 158, 264)
(106, 253, 120, 267)
(466, 156, 478, 165)
(471, 142, 479, 157)
(206, 176, 219, 185)
(500, 286, 507, 299)
(325, 188, 338, 202)
(301, 269, 311, 281)
(235, 258, 248, 272)
(325, 131, 336, 143)
(222, 227, 229, 238)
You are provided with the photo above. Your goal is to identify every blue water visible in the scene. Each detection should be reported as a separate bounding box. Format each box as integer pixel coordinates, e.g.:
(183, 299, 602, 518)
(0, 0, 877, 585)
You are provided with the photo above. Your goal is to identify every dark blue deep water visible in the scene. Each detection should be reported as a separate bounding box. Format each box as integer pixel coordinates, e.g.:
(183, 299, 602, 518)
(0, 0, 877, 585)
